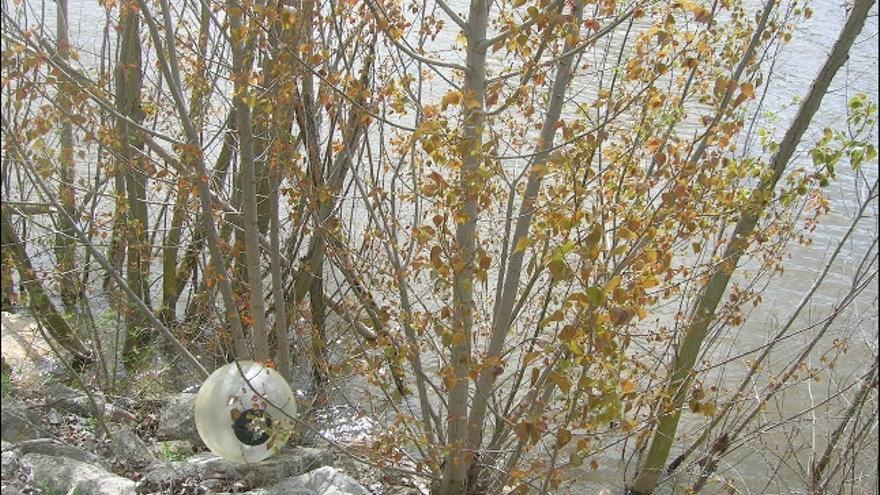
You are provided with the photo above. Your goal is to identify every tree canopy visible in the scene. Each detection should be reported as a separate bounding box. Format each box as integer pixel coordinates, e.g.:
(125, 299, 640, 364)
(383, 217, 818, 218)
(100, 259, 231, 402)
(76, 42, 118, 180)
(1, 0, 877, 493)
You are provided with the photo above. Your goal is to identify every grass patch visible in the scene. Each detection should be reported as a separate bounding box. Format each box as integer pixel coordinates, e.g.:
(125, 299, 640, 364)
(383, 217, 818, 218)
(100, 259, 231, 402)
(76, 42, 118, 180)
(1, 370, 13, 397)
(159, 442, 187, 462)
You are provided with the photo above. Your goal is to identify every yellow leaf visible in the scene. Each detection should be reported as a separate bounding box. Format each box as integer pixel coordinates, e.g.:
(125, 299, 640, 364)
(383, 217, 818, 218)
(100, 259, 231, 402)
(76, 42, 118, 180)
(559, 325, 578, 342)
(464, 94, 481, 110)
(621, 379, 636, 394)
(603, 276, 621, 294)
(548, 259, 572, 282)
(441, 90, 461, 109)
(513, 237, 534, 253)
(584, 224, 604, 248)
(523, 351, 541, 366)
(556, 429, 572, 448)
(621, 418, 638, 432)
(430, 245, 443, 270)
(550, 372, 571, 394)
(527, 6, 539, 19)
(701, 400, 717, 417)
(540, 309, 564, 328)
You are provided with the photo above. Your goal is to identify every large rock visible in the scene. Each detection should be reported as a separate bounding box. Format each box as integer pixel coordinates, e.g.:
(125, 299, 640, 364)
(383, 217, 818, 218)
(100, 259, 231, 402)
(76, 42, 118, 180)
(138, 447, 332, 489)
(155, 393, 201, 444)
(1, 449, 19, 479)
(0, 483, 25, 495)
(245, 466, 372, 495)
(44, 383, 136, 423)
(110, 425, 156, 466)
(1, 313, 55, 391)
(21, 453, 136, 495)
(1, 398, 46, 442)
(15, 438, 106, 467)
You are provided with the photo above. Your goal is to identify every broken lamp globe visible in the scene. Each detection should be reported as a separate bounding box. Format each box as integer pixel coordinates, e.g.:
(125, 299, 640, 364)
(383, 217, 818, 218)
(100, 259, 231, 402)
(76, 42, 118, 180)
(194, 360, 296, 463)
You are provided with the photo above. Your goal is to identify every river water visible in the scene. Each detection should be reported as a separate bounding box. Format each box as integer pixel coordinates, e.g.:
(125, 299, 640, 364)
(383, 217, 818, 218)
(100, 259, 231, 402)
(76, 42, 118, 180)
(5, 0, 878, 493)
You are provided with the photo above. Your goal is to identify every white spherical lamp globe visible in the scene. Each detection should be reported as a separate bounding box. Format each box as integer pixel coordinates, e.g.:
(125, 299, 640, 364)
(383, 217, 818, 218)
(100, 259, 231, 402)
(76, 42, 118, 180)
(194, 361, 296, 463)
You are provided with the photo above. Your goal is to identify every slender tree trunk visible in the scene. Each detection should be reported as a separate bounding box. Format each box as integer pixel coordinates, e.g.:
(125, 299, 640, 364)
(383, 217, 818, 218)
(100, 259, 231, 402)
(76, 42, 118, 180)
(171, 112, 235, 311)
(440, 1, 487, 492)
(228, 0, 270, 361)
(54, 0, 79, 314)
(467, 0, 583, 461)
(268, 155, 291, 380)
(161, 0, 210, 325)
(135, 0, 249, 358)
(264, 4, 295, 380)
(115, 2, 151, 361)
(161, 186, 188, 324)
(628, 1, 875, 491)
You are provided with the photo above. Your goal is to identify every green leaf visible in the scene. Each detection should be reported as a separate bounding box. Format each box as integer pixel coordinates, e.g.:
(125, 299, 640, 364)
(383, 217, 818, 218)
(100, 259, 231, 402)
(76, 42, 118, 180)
(585, 287, 604, 306)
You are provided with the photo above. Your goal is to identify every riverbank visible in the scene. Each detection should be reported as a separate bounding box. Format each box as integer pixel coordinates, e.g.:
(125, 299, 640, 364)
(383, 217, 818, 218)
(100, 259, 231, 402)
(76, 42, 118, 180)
(0, 310, 424, 495)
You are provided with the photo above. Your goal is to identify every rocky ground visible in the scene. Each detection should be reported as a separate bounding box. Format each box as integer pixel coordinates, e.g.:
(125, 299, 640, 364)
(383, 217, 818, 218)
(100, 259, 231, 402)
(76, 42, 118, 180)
(1, 312, 425, 495)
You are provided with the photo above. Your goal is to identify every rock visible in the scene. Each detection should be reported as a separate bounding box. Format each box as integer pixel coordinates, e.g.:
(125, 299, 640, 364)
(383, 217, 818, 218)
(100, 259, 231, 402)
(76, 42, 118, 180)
(15, 438, 107, 468)
(1, 450, 19, 479)
(1, 313, 56, 391)
(46, 408, 63, 424)
(247, 466, 372, 495)
(21, 453, 136, 495)
(138, 447, 332, 489)
(44, 383, 136, 423)
(110, 425, 156, 466)
(1, 398, 46, 442)
(0, 483, 25, 495)
(155, 393, 201, 444)
(383, 486, 425, 495)
(0, 482, 24, 495)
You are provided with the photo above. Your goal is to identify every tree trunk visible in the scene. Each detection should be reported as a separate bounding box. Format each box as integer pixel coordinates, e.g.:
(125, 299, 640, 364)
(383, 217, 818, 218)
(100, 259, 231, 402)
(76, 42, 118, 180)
(467, 0, 584, 462)
(54, 0, 80, 314)
(115, 4, 151, 361)
(439, 1, 487, 492)
(135, 0, 249, 358)
(228, 0, 270, 361)
(161, 0, 210, 325)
